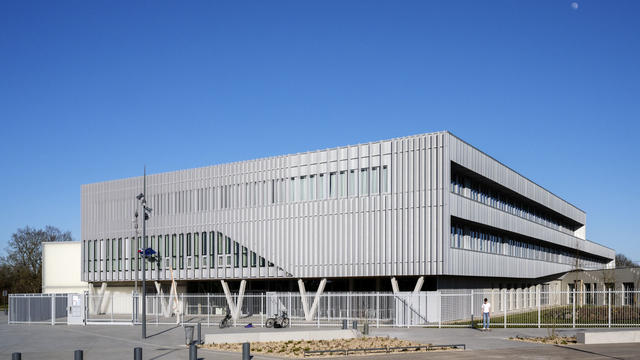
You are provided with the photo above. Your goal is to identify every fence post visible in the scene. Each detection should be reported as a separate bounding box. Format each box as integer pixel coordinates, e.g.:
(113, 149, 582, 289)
(470, 289, 474, 328)
(347, 295, 351, 327)
(207, 293, 210, 327)
(438, 292, 442, 329)
(503, 290, 507, 329)
(261, 293, 264, 327)
(572, 288, 576, 328)
(537, 288, 541, 328)
(376, 292, 380, 329)
(288, 292, 292, 328)
(608, 290, 611, 328)
(181, 293, 185, 326)
(51, 294, 55, 326)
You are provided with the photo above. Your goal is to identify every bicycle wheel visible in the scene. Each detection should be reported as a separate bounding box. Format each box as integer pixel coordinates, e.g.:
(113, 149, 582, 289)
(265, 318, 275, 328)
(219, 318, 229, 328)
(281, 318, 290, 328)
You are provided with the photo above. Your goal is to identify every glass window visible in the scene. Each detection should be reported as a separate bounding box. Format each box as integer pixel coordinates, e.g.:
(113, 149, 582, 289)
(194, 233, 199, 269)
(290, 177, 296, 202)
(300, 176, 306, 201)
(309, 175, 315, 200)
(171, 234, 176, 270)
(339, 171, 347, 197)
(329, 172, 337, 198)
(349, 170, 356, 196)
(382, 166, 388, 192)
(259, 256, 266, 267)
(150, 236, 155, 270)
(242, 246, 248, 268)
(225, 236, 231, 255)
(233, 242, 239, 268)
(201, 232, 207, 255)
(371, 166, 379, 194)
(88, 240, 93, 272)
(360, 168, 369, 195)
(118, 238, 122, 271)
(318, 174, 325, 199)
(186, 233, 192, 256)
(210, 232, 215, 268)
(113, 238, 118, 272)
(250, 251, 257, 267)
(217, 233, 223, 254)
(105, 239, 110, 272)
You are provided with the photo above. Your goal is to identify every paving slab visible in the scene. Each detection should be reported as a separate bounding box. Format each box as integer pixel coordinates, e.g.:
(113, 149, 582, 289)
(3, 313, 640, 360)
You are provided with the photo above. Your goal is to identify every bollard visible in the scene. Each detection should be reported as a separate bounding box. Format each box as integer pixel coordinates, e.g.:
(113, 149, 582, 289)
(342, 319, 347, 329)
(12, 353, 21, 360)
(189, 342, 197, 360)
(242, 342, 252, 360)
(197, 322, 202, 344)
(74, 350, 83, 360)
(352, 320, 358, 330)
(134, 347, 142, 360)
(363, 323, 369, 335)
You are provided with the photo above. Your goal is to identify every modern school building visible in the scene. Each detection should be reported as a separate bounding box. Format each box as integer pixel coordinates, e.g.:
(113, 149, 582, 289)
(80, 131, 614, 296)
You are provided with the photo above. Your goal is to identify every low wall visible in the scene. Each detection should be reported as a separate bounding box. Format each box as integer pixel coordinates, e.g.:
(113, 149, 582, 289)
(205, 329, 361, 344)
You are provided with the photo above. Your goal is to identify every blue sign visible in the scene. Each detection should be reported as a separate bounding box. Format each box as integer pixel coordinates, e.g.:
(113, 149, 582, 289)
(138, 248, 156, 258)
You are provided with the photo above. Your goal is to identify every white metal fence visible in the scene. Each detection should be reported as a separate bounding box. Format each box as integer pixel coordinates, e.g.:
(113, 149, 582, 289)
(9, 290, 640, 328)
(8, 294, 68, 325)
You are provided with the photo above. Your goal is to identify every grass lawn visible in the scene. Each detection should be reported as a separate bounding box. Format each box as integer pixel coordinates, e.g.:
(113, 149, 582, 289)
(444, 305, 640, 328)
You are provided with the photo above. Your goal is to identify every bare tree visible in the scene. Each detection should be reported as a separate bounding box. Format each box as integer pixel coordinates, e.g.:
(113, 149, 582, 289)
(615, 254, 636, 268)
(0, 225, 73, 293)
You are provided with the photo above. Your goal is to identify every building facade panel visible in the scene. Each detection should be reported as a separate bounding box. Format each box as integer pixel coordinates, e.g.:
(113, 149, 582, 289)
(81, 131, 613, 288)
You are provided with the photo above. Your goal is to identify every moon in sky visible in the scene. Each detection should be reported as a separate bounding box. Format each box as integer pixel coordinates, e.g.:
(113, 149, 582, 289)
(571, 2, 579, 10)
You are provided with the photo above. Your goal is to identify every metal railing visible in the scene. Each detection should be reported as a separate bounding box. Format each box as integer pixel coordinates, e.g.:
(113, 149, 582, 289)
(9, 289, 640, 328)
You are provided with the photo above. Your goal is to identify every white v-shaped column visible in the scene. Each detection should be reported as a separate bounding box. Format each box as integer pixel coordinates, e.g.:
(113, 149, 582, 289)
(221, 279, 246, 324)
(298, 278, 327, 321)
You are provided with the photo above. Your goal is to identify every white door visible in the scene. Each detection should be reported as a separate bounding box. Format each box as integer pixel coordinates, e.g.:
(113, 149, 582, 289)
(67, 293, 85, 325)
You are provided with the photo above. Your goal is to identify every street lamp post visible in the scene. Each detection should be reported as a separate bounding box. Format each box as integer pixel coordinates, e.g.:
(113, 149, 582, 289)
(136, 166, 152, 339)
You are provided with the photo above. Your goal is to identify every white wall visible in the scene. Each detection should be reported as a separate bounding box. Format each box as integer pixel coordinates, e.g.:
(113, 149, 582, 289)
(42, 242, 88, 294)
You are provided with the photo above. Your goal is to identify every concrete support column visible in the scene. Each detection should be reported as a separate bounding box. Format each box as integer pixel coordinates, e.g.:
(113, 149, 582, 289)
(390, 277, 399, 294)
(298, 278, 327, 321)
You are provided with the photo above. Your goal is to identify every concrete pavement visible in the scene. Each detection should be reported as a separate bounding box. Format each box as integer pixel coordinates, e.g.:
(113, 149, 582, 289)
(2, 313, 640, 359)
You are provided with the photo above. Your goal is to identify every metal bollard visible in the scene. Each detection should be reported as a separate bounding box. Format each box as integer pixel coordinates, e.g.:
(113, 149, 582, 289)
(197, 322, 202, 344)
(363, 323, 369, 335)
(134, 347, 142, 360)
(189, 342, 197, 360)
(74, 350, 83, 360)
(242, 342, 252, 360)
(342, 319, 347, 329)
(352, 320, 358, 329)
(12, 353, 21, 360)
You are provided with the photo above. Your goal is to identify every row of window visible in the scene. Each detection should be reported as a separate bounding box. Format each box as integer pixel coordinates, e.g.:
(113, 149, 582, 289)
(135, 166, 391, 217)
(570, 283, 636, 305)
(290, 165, 389, 202)
(85, 232, 274, 273)
(450, 174, 577, 236)
(450, 225, 604, 269)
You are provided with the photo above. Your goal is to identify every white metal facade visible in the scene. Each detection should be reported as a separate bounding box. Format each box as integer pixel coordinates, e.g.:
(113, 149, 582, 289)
(81, 131, 614, 284)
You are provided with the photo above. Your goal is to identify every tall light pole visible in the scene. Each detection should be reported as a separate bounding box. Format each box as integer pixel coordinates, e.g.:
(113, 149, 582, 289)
(136, 166, 152, 339)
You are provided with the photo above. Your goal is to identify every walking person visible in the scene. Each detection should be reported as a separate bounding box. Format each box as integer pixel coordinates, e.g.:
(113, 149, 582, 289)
(481, 298, 491, 331)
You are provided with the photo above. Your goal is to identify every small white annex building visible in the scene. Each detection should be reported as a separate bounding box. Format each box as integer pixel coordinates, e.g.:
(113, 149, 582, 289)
(42, 242, 88, 294)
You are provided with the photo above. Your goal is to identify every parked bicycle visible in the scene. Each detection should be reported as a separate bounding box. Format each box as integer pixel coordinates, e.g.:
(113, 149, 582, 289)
(265, 310, 289, 328)
(219, 308, 232, 328)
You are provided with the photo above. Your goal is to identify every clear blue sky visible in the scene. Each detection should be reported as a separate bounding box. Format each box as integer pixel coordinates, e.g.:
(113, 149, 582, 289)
(0, 1, 638, 261)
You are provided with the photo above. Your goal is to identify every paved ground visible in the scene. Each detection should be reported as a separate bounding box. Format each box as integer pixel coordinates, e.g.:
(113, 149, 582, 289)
(2, 313, 640, 359)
